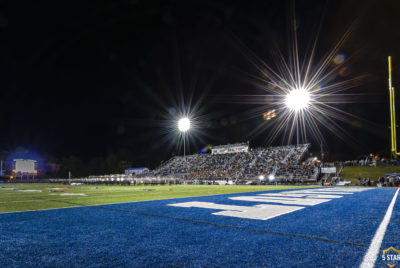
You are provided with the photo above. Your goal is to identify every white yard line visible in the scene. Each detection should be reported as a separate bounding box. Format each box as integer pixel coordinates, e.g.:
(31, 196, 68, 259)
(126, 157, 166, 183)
(360, 188, 399, 268)
(0, 189, 233, 204)
(0, 188, 300, 204)
(0, 193, 138, 203)
(0, 187, 319, 214)
(0, 189, 254, 204)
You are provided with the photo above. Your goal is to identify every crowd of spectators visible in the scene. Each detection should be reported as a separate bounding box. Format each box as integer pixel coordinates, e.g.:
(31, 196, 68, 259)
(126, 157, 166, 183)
(360, 176, 400, 187)
(149, 143, 318, 181)
(343, 156, 399, 167)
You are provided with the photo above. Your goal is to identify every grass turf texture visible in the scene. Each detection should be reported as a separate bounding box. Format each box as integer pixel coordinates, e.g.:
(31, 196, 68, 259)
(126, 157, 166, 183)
(1, 187, 398, 267)
(341, 166, 400, 183)
(0, 184, 315, 213)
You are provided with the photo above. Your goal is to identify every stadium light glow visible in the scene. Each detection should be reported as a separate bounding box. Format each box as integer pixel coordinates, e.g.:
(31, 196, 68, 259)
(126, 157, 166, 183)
(285, 87, 310, 112)
(268, 175, 275, 182)
(237, 10, 369, 146)
(178, 117, 191, 132)
(259, 175, 265, 180)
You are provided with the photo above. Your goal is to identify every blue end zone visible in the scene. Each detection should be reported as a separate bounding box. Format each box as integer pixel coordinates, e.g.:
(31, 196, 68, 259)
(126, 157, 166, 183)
(0, 187, 398, 267)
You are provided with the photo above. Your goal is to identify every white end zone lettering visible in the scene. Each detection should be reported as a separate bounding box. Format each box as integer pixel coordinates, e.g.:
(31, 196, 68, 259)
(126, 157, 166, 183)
(168, 188, 372, 221)
(168, 201, 304, 220)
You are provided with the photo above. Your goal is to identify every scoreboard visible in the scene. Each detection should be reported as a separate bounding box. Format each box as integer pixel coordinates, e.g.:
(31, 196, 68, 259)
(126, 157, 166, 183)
(13, 159, 37, 174)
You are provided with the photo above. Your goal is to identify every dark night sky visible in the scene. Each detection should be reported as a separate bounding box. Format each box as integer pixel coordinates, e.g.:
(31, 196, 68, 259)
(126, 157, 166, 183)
(3, 0, 400, 166)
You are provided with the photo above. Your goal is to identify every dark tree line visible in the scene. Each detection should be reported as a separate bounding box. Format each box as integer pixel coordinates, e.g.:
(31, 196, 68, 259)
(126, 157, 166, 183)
(0, 148, 140, 178)
(56, 154, 134, 177)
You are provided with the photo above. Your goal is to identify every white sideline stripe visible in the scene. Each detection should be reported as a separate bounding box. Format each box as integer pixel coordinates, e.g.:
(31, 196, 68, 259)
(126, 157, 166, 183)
(360, 188, 399, 268)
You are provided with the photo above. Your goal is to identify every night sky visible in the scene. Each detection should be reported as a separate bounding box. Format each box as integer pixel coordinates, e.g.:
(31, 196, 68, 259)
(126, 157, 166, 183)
(3, 0, 400, 167)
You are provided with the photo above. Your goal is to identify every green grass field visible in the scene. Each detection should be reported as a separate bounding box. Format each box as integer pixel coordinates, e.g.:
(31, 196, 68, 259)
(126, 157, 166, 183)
(341, 166, 400, 183)
(0, 184, 316, 213)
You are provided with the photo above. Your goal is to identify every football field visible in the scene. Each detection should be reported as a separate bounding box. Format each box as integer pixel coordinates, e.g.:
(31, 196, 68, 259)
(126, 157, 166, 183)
(0, 185, 399, 267)
(0, 184, 313, 213)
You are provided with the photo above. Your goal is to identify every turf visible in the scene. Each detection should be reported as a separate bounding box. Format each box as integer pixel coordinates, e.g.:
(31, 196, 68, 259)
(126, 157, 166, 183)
(0, 184, 315, 213)
(0, 187, 398, 267)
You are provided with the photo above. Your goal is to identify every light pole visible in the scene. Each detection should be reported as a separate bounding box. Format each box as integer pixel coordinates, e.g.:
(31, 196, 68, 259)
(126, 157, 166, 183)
(183, 133, 186, 159)
(178, 117, 191, 174)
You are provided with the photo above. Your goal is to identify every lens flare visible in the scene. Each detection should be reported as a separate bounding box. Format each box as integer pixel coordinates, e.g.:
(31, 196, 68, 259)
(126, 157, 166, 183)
(338, 66, 351, 77)
(267, 81, 277, 90)
(333, 54, 346, 64)
(285, 88, 311, 111)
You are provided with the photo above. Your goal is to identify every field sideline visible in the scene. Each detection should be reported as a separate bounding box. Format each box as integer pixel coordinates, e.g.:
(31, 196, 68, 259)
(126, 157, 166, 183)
(0, 184, 316, 213)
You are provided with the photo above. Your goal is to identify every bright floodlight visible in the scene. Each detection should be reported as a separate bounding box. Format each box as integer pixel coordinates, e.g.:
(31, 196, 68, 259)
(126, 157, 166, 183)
(268, 175, 275, 182)
(178, 117, 191, 132)
(285, 87, 310, 111)
(259, 175, 265, 180)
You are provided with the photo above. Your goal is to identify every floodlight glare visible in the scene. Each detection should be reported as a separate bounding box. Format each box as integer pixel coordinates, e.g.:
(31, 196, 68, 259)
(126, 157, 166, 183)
(285, 87, 310, 111)
(178, 117, 191, 132)
(259, 175, 265, 180)
(268, 175, 275, 182)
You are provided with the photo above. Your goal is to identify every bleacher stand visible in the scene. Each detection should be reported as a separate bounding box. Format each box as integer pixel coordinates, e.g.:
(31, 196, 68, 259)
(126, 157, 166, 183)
(52, 143, 320, 185)
(147, 143, 319, 182)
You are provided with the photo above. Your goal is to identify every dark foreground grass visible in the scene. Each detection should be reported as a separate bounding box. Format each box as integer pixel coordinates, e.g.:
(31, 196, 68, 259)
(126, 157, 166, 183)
(0, 184, 315, 213)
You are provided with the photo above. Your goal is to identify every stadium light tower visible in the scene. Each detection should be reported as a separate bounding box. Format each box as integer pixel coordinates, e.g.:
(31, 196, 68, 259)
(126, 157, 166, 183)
(178, 117, 191, 159)
(285, 87, 311, 146)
